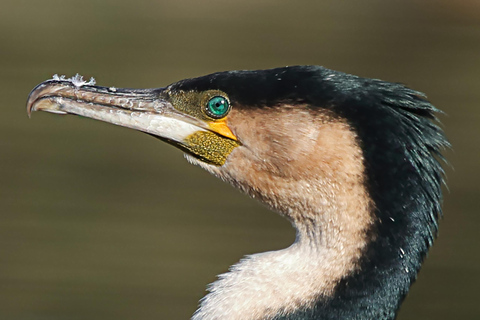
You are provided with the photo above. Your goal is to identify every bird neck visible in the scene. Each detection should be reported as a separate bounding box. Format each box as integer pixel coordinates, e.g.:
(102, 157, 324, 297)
(192, 161, 374, 320)
(191, 115, 378, 320)
(191, 191, 372, 320)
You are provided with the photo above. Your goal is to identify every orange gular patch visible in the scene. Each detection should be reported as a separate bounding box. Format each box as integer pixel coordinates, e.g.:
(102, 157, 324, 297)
(208, 119, 238, 141)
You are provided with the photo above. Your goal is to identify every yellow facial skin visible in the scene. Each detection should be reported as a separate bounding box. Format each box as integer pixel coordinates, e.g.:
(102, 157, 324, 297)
(184, 131, 240, 166)
(166, 89, 240, 165)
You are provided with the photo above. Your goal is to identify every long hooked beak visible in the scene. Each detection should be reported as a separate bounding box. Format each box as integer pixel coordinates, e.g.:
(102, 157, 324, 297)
(26, 74, 207, 144)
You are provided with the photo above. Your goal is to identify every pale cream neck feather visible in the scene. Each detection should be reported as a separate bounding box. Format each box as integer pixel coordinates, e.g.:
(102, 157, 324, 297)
(188, 106, 373, 320)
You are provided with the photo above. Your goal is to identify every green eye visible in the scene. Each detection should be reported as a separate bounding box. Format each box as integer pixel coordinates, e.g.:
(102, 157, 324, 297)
(206, 96, 230, 119)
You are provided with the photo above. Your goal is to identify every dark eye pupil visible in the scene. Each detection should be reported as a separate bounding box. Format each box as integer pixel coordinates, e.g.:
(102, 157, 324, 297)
(207, 96, 230, 118)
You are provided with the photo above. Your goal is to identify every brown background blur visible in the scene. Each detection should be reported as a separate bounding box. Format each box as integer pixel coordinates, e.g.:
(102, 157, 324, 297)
(2, 0, 479, 319)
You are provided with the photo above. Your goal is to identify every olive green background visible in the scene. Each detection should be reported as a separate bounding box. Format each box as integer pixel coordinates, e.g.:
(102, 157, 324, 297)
(2, 1, 479, 319)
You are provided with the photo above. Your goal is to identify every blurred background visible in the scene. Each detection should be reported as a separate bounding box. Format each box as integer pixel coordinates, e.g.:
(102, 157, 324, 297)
(2, 0, 479, 319)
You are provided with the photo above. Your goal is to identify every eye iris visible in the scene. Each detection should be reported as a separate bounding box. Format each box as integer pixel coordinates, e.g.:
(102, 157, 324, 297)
(207, 96, 229, 118)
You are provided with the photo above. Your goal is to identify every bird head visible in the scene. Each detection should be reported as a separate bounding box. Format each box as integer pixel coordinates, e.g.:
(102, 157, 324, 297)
(27, 67, 370, 226)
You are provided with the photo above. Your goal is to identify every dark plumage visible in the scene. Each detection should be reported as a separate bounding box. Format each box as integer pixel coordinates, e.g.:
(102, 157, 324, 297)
(172, 66, 448, 319)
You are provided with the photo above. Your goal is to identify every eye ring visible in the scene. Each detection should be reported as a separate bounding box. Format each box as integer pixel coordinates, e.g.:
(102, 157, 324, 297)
(205, 96, 231, 119)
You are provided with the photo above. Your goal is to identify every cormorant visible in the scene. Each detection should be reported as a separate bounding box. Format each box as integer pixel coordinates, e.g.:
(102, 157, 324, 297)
(27, 66, 448, 320)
